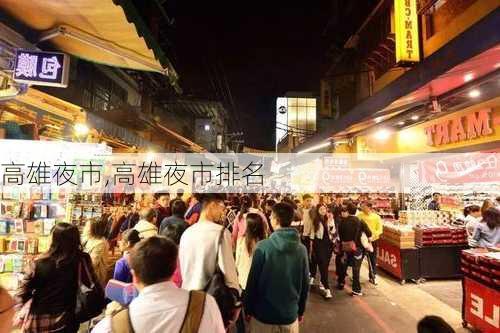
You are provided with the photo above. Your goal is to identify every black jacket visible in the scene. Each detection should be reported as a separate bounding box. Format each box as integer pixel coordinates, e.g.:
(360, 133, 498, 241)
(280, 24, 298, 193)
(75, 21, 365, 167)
(338, 216, 372, 249)
(19, 252, 92, 315)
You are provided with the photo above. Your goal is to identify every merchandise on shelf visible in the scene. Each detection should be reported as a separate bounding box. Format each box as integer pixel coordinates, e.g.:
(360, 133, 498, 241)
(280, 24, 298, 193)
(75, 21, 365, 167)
(461, 248, 500, 289)
(399, 210, 452, 225)
(415, 225, 468, 247)
(381, 222, 415, 249)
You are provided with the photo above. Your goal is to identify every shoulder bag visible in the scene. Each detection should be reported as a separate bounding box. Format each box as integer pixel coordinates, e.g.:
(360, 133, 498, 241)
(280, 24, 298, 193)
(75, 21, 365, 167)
(341, 219, 361, 253)
(75, 255, 106, 323)
(204, 226, 241, 327)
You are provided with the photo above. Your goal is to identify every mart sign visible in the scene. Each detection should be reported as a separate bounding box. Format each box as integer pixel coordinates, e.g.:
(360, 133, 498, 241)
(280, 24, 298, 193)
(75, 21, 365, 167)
(13, 50, 70, 87)
(395, 0, 420, 63)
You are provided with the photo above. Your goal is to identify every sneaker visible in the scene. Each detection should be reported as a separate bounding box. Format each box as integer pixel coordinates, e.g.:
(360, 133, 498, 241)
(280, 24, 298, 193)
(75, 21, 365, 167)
(351, 291, 363, 296)
(324, 289, 333, 299)
(309, 277, 315, 286)
(319, 283, 326, 291)
(369, 278, 378, 286)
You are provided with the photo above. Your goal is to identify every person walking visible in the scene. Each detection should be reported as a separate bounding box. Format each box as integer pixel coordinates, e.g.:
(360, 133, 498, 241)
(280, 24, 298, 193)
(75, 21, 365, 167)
(357, 201, 383, 285)
(232, 196, 269, 248)
(244, 202, 309, 333)
(153, 191, 171, 227)
(18, 223, 99, 333)
(185, 194, 202, 225)
(161, 221, 189, 288)
(337, 203, 372, 296)
(133, 208, 158, 240)
(92, 237, 225, 333)
(113, 229, 141, 283)
(179, 194, 241, 326)
(296, 194, 314, 284)
(235, 213, 266, 333)
(84, 217, 110, 287)
(159, 198, 189, 235)
(309, 204, 335, 299)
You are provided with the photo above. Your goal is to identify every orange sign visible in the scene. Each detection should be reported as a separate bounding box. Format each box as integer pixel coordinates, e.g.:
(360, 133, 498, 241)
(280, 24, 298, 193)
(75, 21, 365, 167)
(424, 109, 494, 146)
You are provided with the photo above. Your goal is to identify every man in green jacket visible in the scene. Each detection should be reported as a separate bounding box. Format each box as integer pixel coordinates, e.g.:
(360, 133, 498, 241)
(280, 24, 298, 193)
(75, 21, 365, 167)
(244, 202, 309, 333)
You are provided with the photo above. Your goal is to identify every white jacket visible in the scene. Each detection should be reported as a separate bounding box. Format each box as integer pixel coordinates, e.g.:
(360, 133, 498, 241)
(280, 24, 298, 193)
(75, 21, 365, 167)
(179, 220, 241, 293)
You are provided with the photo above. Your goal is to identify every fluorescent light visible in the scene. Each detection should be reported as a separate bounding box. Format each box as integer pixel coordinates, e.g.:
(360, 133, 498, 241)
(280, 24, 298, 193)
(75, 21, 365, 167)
(297, 141, 331, 154)
(468, 89, 480, 98)
(411, 115, 419, 121)
(73, 123, 89, 136)
(464, 73, 474, 82)
(374, 129, 391, 141)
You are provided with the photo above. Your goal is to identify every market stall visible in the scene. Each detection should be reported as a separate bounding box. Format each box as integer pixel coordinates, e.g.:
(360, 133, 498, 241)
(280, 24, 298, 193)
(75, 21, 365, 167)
(460, 248, 500, 332)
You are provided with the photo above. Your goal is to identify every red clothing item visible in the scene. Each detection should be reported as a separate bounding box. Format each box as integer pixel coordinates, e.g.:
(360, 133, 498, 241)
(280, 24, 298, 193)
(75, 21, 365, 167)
(172, 259, 182, 288)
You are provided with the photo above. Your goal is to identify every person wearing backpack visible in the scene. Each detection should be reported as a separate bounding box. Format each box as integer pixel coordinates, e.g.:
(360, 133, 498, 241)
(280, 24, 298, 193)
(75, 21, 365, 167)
(92, 236, 225, 333)
(244, 202, 309, 333)
(336, 203, 372, 296)
(180, 193, 241, 328)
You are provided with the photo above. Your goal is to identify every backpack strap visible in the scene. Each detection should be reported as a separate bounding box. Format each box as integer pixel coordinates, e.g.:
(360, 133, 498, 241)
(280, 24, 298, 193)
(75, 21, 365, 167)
(110, 306, 135, 333)
(180, 290, 206, 333)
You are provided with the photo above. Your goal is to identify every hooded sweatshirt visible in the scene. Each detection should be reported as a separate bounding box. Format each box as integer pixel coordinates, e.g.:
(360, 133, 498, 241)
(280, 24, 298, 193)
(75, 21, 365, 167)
(244, 227, 309, 325)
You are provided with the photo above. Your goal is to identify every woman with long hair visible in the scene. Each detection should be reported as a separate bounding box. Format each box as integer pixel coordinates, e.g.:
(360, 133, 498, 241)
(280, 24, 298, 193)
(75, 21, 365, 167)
(18, 223, 95, 332)
(309, 204, 335, 299)
(84, 217, 110, 287)
(235, 213, 266, 333)
(481, 199, 495, 216)
(232, 196, 268, 248)
(472, 207, 500, 248)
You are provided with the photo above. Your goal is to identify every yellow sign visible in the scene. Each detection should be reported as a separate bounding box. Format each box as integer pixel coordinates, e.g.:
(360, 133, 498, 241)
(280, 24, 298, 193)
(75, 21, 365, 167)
(356, 98, 500, 155)
(395, 0, 420, 63)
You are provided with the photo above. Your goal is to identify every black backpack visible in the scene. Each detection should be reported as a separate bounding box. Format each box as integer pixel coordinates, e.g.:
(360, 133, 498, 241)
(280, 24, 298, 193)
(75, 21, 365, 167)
(204, 227, 241, 327)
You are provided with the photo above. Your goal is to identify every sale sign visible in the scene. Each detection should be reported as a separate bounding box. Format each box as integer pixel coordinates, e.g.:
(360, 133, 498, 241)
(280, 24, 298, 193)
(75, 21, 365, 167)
(419, 152, 500, 184)
(318, 168, 391, 191)
(464, 277, 500, 332)
(376, 239, 402, 279)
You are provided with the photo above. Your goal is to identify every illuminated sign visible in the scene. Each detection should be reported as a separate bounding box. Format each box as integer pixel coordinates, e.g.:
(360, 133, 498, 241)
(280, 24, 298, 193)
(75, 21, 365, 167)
(394, 0, 420, 63)
(424, 109, 494, 146)
(13, 50, 70, 87)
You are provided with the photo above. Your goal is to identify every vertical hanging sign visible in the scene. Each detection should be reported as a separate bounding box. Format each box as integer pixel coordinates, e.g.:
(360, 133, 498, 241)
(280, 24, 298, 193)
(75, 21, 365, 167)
(394, 0, 421, 64)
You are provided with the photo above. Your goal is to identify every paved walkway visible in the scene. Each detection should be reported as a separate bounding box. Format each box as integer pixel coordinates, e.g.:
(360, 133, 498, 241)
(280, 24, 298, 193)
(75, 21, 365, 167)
(300, 264, 467, 333)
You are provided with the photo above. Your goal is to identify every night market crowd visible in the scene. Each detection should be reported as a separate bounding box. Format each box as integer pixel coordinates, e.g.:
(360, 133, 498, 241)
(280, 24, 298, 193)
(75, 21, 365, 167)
(1, 191, 499, 333)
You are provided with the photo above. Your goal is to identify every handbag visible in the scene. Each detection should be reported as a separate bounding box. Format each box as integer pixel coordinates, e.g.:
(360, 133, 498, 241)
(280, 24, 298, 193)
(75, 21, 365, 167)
(341, 219, 361, 253)
(204, 227, 241, 327)
(361, 232, 374, 252)
(75, 255, 106, 323)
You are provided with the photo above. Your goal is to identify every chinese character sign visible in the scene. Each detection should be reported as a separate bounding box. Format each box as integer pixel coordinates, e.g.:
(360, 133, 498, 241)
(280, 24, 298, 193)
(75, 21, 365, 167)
(13, 50, 69, 87)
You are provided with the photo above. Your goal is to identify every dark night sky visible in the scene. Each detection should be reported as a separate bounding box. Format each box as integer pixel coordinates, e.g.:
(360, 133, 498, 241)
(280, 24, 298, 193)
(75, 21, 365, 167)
(161, 1, 376, 150)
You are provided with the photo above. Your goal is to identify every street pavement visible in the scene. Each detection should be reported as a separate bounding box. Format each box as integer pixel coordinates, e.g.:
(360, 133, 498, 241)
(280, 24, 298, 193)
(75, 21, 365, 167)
(299, 264, 468, 333)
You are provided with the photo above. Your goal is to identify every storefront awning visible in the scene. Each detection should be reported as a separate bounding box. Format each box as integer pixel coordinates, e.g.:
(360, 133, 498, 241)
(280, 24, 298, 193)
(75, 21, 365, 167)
(0, 0, 180, 92)
(294, 9, 500, 152)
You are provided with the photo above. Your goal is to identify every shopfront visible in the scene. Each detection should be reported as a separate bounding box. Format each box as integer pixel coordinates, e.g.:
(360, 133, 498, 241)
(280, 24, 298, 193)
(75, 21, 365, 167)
(349, 99, 499, 287)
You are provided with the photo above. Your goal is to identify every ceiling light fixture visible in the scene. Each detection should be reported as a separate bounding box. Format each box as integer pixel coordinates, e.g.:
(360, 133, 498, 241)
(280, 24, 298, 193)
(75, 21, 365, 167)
(297, 141, 331, 154)
(397, 121, 405, 126)
(468, 89, 481, 98)
(411, 115, 419, 121)
(374, 128, 391, 141)
(463, 73, 474, 82)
